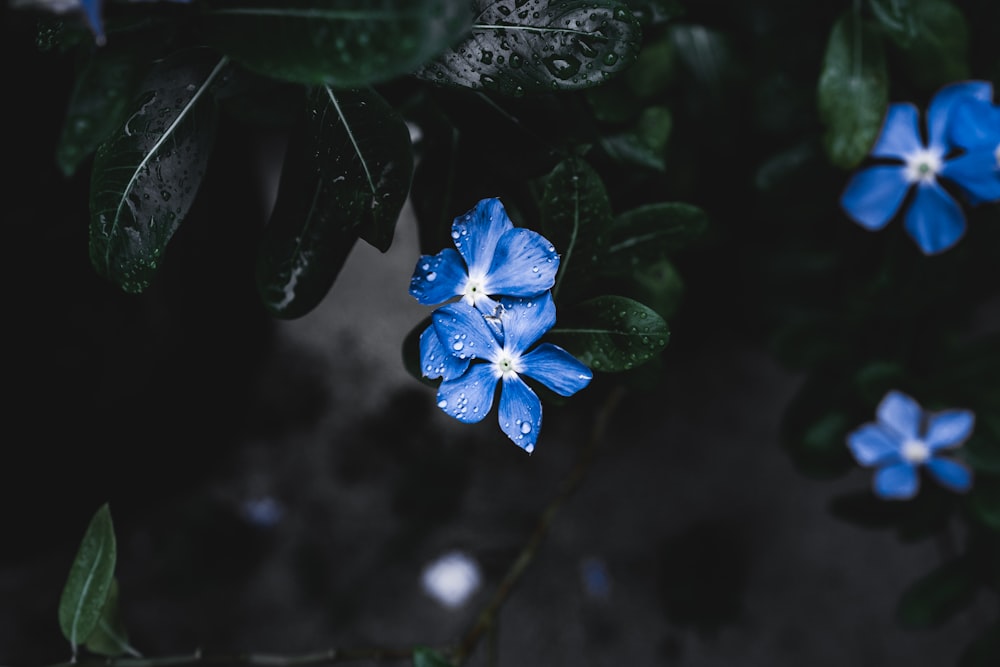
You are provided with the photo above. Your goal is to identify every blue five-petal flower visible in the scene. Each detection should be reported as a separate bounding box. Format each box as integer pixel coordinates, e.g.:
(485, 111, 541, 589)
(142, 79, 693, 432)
(427, 293, 592, 453)
(840, 80, 998, 254)
(409, 198, 560, 313)
(846, 390, 975, 500)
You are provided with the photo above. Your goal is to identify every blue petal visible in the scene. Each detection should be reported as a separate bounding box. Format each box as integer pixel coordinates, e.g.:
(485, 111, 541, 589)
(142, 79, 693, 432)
(926, 457, 973, 493)
(876, 391, 922, 440)
(497, 375, 543, 453)
(840, 166, 911, 230)
(871, 103, 925, 159)
(924, 409, 975, 452)
(950, 99, 1000, 150)
(927, 80, 994, 150)
(432, 301, 501, 362)
(520, 343, 592, 397)
(420, 325, 470, 381)
(451, 198, 514, 276)
(846, 424, 902, 467)
(437, 363, 498, 423)
(903, 182, 966, 254)
(497, 292, 557, 355)
(942, 149, 1000, 205)
(485, 229, 560, 296)
(873, 462, 920, 500)
(410, 248, 467, 305)
(81, 0, 106, 44)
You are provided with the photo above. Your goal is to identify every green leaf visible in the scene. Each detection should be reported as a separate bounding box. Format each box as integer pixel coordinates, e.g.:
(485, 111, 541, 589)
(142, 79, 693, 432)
(624, 34, 678, 98)
(816, 11, 889, 169)
(897, 557, 978, 629)
(412, 646, 453, 667)
(89, 49, 227, 294)
(540, 156, 614, 298)
(626, 257, 685, 321)
(599, 202, 707, 274)
(879, 0, 970, 91)
(415, 0, 643, 96)
(56, 48, 151, 176)
(83, 579, 136, 657)
(868, 0, 920, 46)
(548, 295, 669, 372)
(256, 86, 412, 318)
(58, 504, 117, 655)
(200, 0, 473, 87)
(600, 105, 672, 171)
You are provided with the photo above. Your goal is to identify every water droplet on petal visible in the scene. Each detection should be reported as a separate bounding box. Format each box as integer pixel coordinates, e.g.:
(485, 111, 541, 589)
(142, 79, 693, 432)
(520, 422, 532, 434)
(426, 272, 437, 282)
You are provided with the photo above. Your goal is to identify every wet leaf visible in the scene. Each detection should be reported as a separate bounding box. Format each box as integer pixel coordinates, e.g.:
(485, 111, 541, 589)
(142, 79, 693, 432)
(200, 0, 472, 87)
(89, 48, 226, 293)
(816, 11, 888, 169)
(897, 557, 978, 629)
(540, 156, 613, 298)
(256, 86, 412, 318)
(548, 295, 669, 372)
(83, 579, 135, 657)
(58, 504, 117, 655)
(415, 0, 642, 96)
(56, 47, 152, 176)
(598, 202, 707, 273)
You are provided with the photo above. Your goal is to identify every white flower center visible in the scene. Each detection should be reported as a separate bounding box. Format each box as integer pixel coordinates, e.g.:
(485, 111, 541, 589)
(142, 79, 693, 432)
(462, 271, 492, 307)
(492, 348, 523, 380)
(903, 148, 943, 184)
(900, 438, 930, 464)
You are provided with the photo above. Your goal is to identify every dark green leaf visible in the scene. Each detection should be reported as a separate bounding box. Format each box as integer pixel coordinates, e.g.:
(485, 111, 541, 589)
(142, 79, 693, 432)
(853, 361, 906, 406)
(817, 12, 888, 169)
(89, 48, 226, 293)
(626, 258, 684, 320)
(200, 0, 473, 87)
(57, 48, 152, 176)
(415, 0, 643, 96)
(624, 35, 678, 98)
(600, 105, 672, 171)
(58, 504, 117, 655)
(412, 646, 453, 667)
(624, 0, 685, 27)
(548, 295, 669, 372)
(897, 557, 978, 629)
(540, 156, 614, 298)
(868, 0, 919, 46)
(83, 579, 135, 657)
(880, 0, 970, 91)
(257, 86, 412, 318)
(599, 202, 707, 273)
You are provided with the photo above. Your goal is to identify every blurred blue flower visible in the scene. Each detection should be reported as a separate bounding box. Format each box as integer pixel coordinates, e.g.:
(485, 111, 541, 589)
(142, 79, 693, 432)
(409, 197, 559, 314)
(948, 90, 1000, 205)
(846, 390, 974, 500)
(428, 292, 591, 453)
(840, 81, 996, 254)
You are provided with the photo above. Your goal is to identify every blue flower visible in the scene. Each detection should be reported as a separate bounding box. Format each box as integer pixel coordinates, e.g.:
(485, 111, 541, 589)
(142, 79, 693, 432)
(846, 390, 974, 500)
(409, 198, 560, 313)
(426, 292, 592, 453)
(948, 90, 1000, 205)
(840, 81, 996, 254)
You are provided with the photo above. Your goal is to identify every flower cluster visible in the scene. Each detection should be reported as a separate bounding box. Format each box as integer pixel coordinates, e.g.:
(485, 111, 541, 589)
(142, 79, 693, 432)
(840, 81, 1000, 254)
(409, 198, 592, 453)
(846, 390, 974, 500)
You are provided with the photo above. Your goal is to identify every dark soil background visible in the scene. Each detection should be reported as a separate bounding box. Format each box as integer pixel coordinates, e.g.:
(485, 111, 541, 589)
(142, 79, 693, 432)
(2, 7, 995, 667)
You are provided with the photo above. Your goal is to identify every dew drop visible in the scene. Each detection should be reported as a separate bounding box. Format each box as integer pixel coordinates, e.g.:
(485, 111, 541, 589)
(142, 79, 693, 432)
(426, 272, 437, 282)
(520, 422, 532, 434)
(438, 399, 448, 408)
(453, 341, 464, 351)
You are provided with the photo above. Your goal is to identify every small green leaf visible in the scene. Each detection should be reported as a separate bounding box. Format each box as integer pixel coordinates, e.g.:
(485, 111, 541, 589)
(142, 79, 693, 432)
(415, 0, 643, 96)
(600, 105, 672, 171)
(624, 34, 678, 98)
(89, 48, 227, 293)
(412, 646, 453, 667)
(599, 202, 707, 273)
(548, 295, 669, 372)
(870, 0, 970, 90)
(57, 47, 152, 176)
(83, 579, 136, 657)
(817, 11, 889, 169)
(200, 0, 473, 87)
(897, 557, 978, 629)
(58, 503, 117, 655)
(868, 0, 919, 46)
(540, 156, 613, 298)
(257, 86, 412, 318)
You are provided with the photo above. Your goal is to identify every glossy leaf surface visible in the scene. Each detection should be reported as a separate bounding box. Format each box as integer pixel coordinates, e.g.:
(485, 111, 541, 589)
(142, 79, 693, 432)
(89, 49, 226, 293)
(58, 504, 117, 654)
(256, 86, 412, 318)
(817, 12, 888, 169)
(200, 0, 472, 87)
(548, 295, 669, 372)
(83, 579, 134, 657)
(416, 0, 642, 96)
